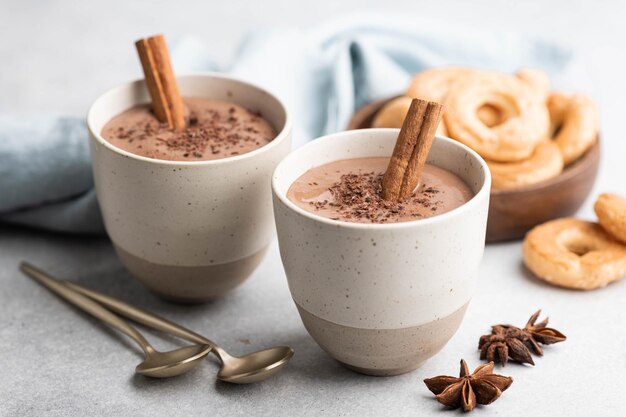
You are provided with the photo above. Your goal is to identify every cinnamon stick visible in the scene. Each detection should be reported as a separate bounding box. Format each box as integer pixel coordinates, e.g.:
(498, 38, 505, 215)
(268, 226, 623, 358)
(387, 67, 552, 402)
(381, 99, 444, 202)
(135, 34, 186, 129)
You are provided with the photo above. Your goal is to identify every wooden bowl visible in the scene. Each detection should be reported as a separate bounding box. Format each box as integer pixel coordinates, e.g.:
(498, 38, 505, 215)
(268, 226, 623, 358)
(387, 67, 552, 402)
(348, 96, 601, 243)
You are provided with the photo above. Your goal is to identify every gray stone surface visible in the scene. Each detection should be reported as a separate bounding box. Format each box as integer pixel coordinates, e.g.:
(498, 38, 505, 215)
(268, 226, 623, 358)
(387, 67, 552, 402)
(1, 0, 626, 416)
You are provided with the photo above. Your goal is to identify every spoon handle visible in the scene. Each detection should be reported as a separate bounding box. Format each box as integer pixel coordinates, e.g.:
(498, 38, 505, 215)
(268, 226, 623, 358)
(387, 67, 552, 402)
(20, 262, 154, 354)
(63, 281, 215, 349)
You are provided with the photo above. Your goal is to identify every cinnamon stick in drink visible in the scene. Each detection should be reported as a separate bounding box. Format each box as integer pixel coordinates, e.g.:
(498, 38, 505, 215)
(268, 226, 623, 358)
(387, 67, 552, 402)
(135, 34, 186, 129)
(381, 99, 444, 201)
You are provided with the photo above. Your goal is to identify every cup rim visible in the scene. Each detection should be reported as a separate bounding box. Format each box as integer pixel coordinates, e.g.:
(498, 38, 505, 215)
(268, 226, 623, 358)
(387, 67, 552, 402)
(86, 72, 292, 166)
(272, 128, 491, 230)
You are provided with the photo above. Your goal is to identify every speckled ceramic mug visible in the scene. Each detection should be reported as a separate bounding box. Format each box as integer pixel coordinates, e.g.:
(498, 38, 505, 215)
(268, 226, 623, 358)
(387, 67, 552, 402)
(88, 73, 291, 302)
(272, 129, 490, 375)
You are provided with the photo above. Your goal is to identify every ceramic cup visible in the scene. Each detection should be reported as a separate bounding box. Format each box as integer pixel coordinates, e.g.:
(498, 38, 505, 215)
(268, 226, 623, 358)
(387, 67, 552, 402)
(88, 73, 291, 302)
(272, 129, 490, 375)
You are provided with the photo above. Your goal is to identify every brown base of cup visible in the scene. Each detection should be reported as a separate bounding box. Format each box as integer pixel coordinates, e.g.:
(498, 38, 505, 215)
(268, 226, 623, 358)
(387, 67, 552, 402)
(114, 244, 268, 303)
(296, 302, 468, 376)
(338, 361, 427, 377)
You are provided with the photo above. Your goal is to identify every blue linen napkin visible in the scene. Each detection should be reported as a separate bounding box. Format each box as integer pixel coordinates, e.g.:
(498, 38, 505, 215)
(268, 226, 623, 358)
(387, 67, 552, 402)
(0, 14, 571, 234)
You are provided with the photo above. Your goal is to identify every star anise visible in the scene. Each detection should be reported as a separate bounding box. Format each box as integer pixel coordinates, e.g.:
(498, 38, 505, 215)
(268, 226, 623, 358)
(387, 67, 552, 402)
(522, 309, 567, 351)
(478, 325, 535, 366)
(479, 310, 566, 366)
(424, 359, 513, 412)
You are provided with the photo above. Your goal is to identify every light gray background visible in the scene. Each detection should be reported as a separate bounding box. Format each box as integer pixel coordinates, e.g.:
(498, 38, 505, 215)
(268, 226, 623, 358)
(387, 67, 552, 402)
(1, 1, 625, 416)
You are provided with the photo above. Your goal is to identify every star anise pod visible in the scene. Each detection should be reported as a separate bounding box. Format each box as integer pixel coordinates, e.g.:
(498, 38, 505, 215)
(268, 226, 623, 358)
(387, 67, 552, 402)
(521, 309, 567, 353)
(478, 325, 535, 366)
(479, 310, 566, 366)
(424, 359, 513, 412)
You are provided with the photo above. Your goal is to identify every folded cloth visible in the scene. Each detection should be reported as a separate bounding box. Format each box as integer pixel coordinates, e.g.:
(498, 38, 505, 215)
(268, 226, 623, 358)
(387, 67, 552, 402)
(0, 14, 571, 234)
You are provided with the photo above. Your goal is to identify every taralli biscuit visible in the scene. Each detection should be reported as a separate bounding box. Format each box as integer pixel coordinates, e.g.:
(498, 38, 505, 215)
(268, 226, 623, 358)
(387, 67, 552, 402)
(406, 67, 504, 129)
(547, 92, 599, 165)
(546, 91, 570, 133)
(373, 96, 448, 136)
(516, 68, 550, 100)
(594, 193, 626, 244)
(523, 218, 626, 290)
(444, 72, 550, 162)
(406, 66, 476, 102)
(487, 141, 563, 189)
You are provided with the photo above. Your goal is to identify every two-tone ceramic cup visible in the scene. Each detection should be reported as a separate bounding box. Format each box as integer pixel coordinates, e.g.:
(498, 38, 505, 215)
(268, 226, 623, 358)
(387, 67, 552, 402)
(272, 129, 490, 375)
(87, 73, 291, 302)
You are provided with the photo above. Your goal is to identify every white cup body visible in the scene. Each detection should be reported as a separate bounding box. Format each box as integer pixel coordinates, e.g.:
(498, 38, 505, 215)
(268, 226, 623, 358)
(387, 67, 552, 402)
(88, 73, 291, 301)
(272, 129, 490, 375)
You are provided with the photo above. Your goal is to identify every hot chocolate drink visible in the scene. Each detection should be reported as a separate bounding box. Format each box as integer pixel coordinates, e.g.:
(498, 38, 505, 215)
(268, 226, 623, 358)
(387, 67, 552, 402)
(273, 129, 491, 376)
(287, 157, 473, 223)
(101, 97, 276, 161)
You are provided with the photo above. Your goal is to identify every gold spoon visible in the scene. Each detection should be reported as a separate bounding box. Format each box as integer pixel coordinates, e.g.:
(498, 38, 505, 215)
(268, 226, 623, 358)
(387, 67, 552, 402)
(62, 280, 294, 384)
(19, 262, 211, 378)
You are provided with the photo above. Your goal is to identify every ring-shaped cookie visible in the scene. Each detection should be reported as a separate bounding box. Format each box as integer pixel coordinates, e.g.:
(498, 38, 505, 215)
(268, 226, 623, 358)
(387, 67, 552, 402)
(487, 140, 563, 189)
(594, 193, 626, 244)
(523, 218, 626, 290)
(445, 73, 550, 162)
(406, 67, 476, 102)
(516, 68, 550, 101)
(406, 67, 514, 133)
(547, 92, 599, 165)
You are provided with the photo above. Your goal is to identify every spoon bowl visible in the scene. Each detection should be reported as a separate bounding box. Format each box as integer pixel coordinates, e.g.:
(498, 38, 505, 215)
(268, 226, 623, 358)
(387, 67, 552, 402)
(136, 344, 212, 378)
(217, 346, 294, 384)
